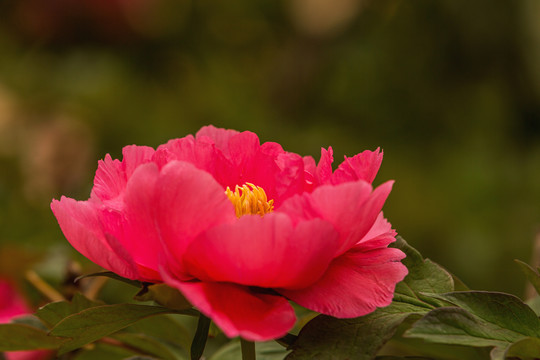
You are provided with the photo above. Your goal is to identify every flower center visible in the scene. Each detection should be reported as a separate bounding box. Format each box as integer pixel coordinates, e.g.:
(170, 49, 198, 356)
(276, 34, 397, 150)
(225, 183, 274, 218)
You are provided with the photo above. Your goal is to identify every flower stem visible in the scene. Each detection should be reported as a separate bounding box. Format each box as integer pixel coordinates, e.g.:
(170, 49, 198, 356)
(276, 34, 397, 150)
(240, 338, 256, 360)
(191, 313, 211, 360)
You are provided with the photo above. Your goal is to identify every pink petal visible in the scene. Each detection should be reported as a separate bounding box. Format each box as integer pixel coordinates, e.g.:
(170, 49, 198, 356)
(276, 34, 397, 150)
(91, 145, 156, 202)
(91, 154, 125, 201)
(279, 247, 407, 318)
(157, 135, 235, 188)
(155, 161, 236, 277)
(226, 131, 261, 169)
(50, 197, 139, 280)
(316, 147, 333, 185)
(97, 162, 162, 281)
(196, 125, 239, 155)
(356, 212, 397, 250)
(121, 145, 155, 179)
(280, 181, 394, 256)
(0, 280, 29, 323)
(331, 149, 383, 185)
(162, 273, 296, 341)
(213, 131, 289, 204)
(274, 152, 308, 204)
(184, 213, 339, 289)
(302, 156, 317, 193)
(5, 350, 50, 360)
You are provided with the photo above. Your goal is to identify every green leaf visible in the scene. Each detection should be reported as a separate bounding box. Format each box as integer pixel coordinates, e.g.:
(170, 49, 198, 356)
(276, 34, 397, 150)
(36, 292, 102, 328)
(127, 314, 192, 352)
(71, 341, 137, 360)
(504, 337, 540, 360)
(76, 271, 144, 288)
(287, 237, 453, 360)
(50, 304, 182, 355)
(432, 292, 540, 338)
(210, 340, 290, 360)
(134, 283, 192, 311)
(404, 307, 516, 348)
(388, 335, 492, 360)
(526, 296, 540, 316)
(0, 323, 65, 351)
(112, 333, 183, 360)
(391, 237, 454, 309)
(405, 292, 540, 348)
(286, 302, 427, 360)
(10, 314, 49, 331)
(515, 259, 540, 296)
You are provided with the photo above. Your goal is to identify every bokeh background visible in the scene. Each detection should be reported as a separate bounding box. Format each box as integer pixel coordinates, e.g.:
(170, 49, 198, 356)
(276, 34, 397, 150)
(1, 0, 540, 301)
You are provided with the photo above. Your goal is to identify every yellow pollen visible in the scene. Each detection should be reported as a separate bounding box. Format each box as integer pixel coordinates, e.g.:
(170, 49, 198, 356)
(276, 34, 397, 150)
(225, 183, 274, 218)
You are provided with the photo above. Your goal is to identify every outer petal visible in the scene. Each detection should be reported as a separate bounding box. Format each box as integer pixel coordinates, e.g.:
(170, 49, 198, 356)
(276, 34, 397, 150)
(162, 274, 296, 341)
(280, 181, 394, 256)
(91, 145, 155, 202)
(155, 161, 236, 277)
(356, 212, 397, 250)
(184, 213, 339, 289)
(279, 247, 407, 318)
(332, 148, 383, 185)
(91, 154, 124, 201)
(96, 162, 162, 281)
(50, 197, 139, 280)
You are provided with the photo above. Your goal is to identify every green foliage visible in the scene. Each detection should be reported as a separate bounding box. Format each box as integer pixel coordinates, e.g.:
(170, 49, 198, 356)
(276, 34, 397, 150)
(504, 337, 540, 360)
(112, 333, 183, 360)
(286, 237, 454, 359)
(405, 292, 540, 359)
(36, 292, 102, 328)
(49, 303, 182, 354)
(0, 323, 64, 351)
(287, 238, 540, 360)
(515, 260, 540, 296)
(210, 340, 289, 360)
(4, 239, 540, 360)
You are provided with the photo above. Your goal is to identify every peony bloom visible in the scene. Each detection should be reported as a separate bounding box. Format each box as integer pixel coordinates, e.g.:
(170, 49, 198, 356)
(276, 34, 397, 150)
(0, 279, 50, 360)
(51, 126, 407, 341)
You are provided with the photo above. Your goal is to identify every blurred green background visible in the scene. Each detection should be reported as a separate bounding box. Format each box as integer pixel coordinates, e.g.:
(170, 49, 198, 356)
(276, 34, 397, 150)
(1, 0, 540, 298)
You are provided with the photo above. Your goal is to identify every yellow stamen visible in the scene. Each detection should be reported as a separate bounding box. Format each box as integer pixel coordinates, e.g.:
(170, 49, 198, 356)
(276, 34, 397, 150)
(225, 183, 274, 218)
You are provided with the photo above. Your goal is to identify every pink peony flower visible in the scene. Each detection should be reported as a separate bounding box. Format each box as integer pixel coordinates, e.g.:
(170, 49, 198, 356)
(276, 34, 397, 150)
(0, 279, 50, 360)
(51, 126, 408, 341)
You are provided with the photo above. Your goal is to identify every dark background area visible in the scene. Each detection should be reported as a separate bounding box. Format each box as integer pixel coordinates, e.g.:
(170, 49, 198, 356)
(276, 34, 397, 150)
(1, 0, 540, 297)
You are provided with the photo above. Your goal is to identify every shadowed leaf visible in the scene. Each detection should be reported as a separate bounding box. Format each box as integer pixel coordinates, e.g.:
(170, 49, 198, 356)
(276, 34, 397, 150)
(0, 323, 65, 351)
(112, 333, 182, 360)
(504, 337, 540, 360)
(515, 260, 540, 296)
(210, 340, 289, 360)
(287, 237, 457, 360)
(50, 304, 191, 354)
(36, 292, 102, 328)
(405, 292, 540, 350)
